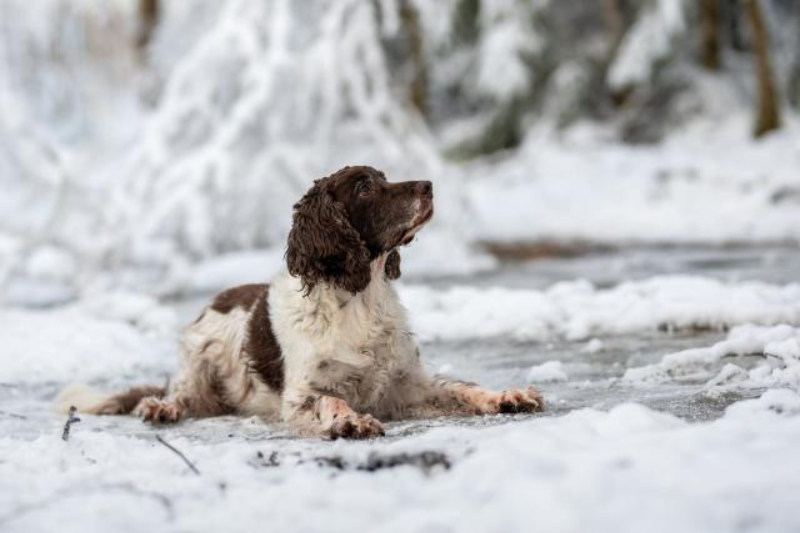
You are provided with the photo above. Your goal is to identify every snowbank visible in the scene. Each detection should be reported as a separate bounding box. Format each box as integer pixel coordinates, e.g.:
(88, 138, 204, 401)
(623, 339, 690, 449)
(400, 276, 800, 341)
(624, 324, 800, 392)
(1, 393, 800, 533)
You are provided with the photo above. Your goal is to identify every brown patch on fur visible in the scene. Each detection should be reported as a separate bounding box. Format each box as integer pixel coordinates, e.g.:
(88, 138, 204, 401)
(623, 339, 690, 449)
(210, 284, 267, 314)
(299, 396, 317, 412)
(189, 360, 237, 417)
(244, 285, 285, 392)
(385, 249, 401, 280)
(95, 385, 166, 415)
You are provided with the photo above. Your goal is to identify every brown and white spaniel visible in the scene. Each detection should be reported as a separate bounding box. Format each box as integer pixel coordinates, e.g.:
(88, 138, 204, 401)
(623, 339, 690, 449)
(62, 166, 543, 439)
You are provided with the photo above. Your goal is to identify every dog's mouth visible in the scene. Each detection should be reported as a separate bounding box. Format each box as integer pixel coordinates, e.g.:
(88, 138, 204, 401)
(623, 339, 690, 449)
(398, 202, 434, 246)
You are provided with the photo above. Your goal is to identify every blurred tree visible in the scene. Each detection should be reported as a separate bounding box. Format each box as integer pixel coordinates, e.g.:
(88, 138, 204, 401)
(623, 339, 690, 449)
(743, 0, 781, 137)
(136, 0, 160, 63)
(700, 0, 721, 69)
(791, 58, 800, 110)
(398, 0, 427, 115)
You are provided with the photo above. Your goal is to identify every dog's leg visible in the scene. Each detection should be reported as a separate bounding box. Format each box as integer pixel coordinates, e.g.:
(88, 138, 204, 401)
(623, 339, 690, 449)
(283, 392, 385, 440)
(419, 377, 544, 416)
(135, 357, 235, 425)
(133, 376, 195, 424)
(133, 395, 187, 424)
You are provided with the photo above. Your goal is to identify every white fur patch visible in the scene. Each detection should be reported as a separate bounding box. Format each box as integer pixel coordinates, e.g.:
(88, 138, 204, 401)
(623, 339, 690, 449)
(55, 383, 108, 414)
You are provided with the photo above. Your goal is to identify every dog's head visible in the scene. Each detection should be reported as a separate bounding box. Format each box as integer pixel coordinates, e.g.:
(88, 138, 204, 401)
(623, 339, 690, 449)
(286, 165, 434, 294)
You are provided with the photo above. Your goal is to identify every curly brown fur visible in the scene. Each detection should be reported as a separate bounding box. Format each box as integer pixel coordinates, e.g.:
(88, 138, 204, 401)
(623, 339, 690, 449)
(286, 178, 372, 295)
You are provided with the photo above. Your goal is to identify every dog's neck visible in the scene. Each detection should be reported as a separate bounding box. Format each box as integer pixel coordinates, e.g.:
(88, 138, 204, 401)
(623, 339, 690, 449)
(333, 252, 389, 307)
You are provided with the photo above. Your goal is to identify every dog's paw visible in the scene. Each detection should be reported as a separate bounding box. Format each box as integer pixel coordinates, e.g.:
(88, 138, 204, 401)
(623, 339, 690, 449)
(134, 397, 182, 424)
(328, 413, 385, 440)
(497, 387, 545, 414)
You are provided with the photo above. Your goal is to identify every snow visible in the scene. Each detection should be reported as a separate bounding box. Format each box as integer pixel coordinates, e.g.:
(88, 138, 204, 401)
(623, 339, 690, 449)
(607, 0, 686, 91)
(581, 338, 604, 354)
(0, 293, 176, 385)
(624, 324, 800, 392)
(465, 125, 800, 245)
(400, 276, 800, 341)
(187, 249, 285, 294)
(474, 0, 545, 100)
(526, 361, 568, 383)
(2, 392, 800, 533)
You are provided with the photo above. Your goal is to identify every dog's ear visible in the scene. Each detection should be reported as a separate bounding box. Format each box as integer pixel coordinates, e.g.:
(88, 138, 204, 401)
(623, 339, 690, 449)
(385, 249, 401, 280)
(286, 179, 371, 294)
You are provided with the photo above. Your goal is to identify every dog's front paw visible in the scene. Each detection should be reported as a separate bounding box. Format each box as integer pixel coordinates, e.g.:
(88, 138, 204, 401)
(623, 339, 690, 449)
(328, 413, 385, 440)
(497, 387, 545, 414)
(134, 397, 182, 424)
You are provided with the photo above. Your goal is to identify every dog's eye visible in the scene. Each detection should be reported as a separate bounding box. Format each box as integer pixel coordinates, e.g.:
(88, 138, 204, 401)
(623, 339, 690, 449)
(358, 181, 375, 197)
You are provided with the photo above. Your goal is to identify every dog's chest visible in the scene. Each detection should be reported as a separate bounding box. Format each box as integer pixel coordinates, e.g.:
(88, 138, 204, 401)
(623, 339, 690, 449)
(323, 286, 408, 404)
(271, 272, 415, 407)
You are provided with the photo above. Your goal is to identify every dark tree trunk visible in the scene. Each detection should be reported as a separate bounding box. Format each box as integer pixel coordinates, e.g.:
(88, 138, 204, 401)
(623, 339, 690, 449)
(398, 0, 427, 115)
(744, 0, 781, 137)
(700, 0, 721, 70)
(136, 0, 160, 62)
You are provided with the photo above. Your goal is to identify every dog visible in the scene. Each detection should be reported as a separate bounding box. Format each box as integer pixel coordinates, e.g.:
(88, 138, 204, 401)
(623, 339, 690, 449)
(61, 166, 543, 439)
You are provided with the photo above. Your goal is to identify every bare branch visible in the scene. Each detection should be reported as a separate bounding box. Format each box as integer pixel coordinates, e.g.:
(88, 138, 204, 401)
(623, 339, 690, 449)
(155, 435, 200, 475)
(61, 406, 80, 442)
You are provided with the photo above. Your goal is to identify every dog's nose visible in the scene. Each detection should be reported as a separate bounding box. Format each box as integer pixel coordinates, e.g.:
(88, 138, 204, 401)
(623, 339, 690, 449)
(416, 181, 433, 197)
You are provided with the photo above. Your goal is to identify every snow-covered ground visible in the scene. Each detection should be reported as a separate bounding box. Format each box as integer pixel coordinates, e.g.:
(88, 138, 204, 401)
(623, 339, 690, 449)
(2, 254, 800, 533)
(2, 391, 800, 533)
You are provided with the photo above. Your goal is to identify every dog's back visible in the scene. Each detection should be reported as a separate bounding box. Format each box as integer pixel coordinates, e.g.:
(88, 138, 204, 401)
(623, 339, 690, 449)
(60, 284, 284, 422)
